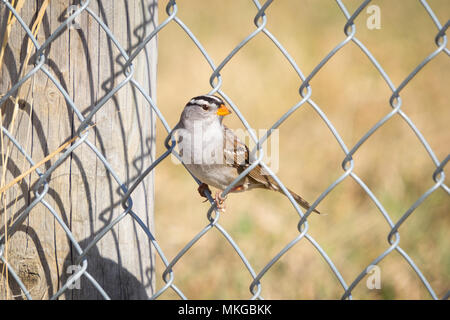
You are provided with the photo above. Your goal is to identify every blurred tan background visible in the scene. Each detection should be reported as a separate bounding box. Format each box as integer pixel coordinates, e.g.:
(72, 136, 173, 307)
(153, 0, 449, 299)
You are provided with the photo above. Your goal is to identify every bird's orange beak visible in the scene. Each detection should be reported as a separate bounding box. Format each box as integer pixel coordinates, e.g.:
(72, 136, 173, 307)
(216, 104, 231, 116)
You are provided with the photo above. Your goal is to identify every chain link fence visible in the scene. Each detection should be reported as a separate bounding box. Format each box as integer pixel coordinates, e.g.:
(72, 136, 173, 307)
(0, 0, 449, 299)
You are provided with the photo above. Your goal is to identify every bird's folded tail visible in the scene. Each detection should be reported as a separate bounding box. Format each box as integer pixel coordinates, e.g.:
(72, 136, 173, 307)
(285, 188, 321, 214)
(246, 164, 321, 214)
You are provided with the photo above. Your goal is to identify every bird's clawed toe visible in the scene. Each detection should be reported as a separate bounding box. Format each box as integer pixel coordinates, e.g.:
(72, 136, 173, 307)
(198, 183, 212, 199)
(215, 191, 227, 211)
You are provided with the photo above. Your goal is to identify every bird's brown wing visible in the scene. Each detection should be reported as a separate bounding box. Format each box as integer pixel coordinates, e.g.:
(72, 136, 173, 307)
(222, 125, 281, 190)
(222, 125, 320, 214)
(222, 125, 250, 169)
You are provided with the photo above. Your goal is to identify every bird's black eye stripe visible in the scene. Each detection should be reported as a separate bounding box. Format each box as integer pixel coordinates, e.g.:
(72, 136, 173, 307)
(187, 95, 224, 106)
(185, 101, 211, 110)
(194, 95, 223, 105)
(186, 95, 225, 111)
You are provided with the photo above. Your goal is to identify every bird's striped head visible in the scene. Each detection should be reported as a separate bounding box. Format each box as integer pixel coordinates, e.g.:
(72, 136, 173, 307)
(185, 95, 231, 117)
(180, 95, 232, 128)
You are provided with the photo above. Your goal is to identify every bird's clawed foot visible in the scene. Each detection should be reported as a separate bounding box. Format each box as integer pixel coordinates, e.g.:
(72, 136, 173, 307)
(198, 183, 212, 202)
(197, 183, 227, 211)
(215, 191, 227, 212)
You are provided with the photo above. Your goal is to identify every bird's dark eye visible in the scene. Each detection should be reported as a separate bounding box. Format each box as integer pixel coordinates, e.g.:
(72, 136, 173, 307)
(202, 105, 209, 111)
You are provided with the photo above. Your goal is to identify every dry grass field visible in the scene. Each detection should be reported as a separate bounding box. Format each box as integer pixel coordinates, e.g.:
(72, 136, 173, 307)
(153, 0, 449, 299)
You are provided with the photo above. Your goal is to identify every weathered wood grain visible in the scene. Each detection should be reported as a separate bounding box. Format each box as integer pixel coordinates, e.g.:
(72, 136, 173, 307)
(0, 0, 157, 299)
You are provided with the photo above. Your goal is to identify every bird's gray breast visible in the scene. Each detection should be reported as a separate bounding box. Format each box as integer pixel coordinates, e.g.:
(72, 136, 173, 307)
(178, 123, 238, 190)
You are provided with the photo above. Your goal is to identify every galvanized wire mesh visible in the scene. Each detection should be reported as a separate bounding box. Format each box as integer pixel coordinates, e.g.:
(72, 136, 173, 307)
(0, 0, 449, 300)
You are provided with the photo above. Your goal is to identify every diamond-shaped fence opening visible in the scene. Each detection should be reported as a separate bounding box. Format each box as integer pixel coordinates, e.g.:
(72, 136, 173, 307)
(0, 0, 449, 300)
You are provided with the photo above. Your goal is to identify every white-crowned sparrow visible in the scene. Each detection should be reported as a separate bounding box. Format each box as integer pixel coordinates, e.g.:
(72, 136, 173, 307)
(172, 94, 320, 214)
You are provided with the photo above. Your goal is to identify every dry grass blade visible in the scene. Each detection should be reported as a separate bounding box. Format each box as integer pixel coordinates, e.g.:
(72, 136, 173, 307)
(0, 0, 26, 74)
(0, 134, 80, 196)
(0, 0, 50, 300)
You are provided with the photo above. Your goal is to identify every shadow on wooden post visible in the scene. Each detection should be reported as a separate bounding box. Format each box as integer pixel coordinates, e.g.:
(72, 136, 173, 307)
(0, 0, 157, 299)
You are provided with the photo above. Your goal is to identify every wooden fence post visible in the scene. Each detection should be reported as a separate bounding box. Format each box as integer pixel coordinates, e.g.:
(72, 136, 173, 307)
(0, 0, 157, 299)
